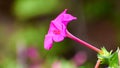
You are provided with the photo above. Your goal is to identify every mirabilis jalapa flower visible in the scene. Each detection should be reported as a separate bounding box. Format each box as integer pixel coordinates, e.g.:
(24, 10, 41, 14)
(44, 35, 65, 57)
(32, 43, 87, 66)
(44, 9, 77, 50)
(44, 9, 120, 68)
(44, 9, 101, 54)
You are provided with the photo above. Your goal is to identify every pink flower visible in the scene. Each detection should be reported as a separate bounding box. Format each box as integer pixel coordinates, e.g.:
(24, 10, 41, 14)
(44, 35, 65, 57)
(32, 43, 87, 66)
(27, 47, 38, 59)
(44, 9, 77, 50)
(72, 51, 87, 66)
(51, 60, 61, 68)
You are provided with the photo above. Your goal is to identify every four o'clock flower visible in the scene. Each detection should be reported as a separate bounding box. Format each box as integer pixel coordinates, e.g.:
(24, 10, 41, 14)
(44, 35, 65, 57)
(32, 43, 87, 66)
(44, 9, 77, 50)
(43, 9, 115, 68)
(44, 9, 101, 54)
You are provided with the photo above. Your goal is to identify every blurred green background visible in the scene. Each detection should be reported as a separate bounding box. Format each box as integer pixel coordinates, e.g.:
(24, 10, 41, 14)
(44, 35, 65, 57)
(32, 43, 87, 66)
(0, 0, 120, 68)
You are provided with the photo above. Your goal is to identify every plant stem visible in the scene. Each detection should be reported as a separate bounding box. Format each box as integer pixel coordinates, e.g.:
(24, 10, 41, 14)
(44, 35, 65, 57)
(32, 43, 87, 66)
(95, 59, 101, 68)
(66, 30, 101, 53)
(118, 50, 120, 65)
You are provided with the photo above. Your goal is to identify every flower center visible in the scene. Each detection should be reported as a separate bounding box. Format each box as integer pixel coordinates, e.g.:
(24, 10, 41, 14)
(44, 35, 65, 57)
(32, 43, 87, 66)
(53, 30, 61, 35)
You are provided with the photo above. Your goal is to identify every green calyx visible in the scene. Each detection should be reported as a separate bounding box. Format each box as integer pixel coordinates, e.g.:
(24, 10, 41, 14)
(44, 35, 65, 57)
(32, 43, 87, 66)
(98, 47, 112, 64)
(97, 47, 119, 68)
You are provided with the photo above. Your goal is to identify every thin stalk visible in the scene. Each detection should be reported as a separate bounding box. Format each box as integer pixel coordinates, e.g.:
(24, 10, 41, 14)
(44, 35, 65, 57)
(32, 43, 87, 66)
(66, 30, 101, 53)
(118, 50, 120, 65)
(95, 59, 101, 68)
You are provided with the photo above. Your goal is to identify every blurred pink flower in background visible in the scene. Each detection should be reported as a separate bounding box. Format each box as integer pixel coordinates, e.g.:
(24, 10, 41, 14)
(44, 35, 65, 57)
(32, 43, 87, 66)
(72, 51, 87, 66)
(44, 9, 77, 50)
(27, 47, 41, 68)
(27, 47, 39, 59)
(51, 60, 61, 68)
(29, 63, 41, 68)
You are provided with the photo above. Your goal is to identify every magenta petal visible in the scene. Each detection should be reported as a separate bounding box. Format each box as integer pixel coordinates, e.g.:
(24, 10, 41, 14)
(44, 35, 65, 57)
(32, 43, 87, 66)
(60, 24, 66, 36)
(63, 14, 77, 21)
(53, 35, 64, 42)
(52, 22, 66, 36)
(44, 9, 77, 50)
(62, 14, 77, 25)
(44, 34, 53, 50)
(53, 9, 67, 22)
(48, 23, 57, 34)
(52, 21, 63, 30)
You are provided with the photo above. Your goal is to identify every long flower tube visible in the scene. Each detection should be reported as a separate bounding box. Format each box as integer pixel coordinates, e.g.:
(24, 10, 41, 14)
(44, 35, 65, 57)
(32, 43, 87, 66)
(66, 30, 102, 53)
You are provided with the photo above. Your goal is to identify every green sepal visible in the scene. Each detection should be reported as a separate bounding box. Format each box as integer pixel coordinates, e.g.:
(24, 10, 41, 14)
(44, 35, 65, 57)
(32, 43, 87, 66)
(97, 47, 119, 68)
(97, 47, 112, 64)
(108, 48, 119, 68)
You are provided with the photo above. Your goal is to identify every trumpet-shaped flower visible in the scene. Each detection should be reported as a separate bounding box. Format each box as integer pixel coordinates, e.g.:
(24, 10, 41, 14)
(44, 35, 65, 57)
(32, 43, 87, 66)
(44, 9, 77, 50)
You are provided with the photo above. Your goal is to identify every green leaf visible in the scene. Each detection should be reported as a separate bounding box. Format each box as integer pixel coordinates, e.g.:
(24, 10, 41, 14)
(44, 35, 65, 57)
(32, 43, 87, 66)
(108, 49, 119, 68)
(13, 0, 61, 20)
